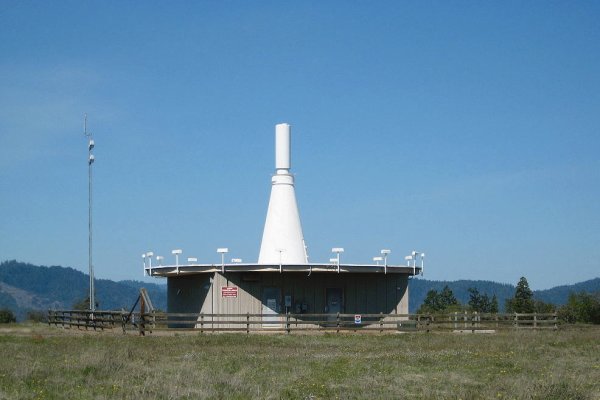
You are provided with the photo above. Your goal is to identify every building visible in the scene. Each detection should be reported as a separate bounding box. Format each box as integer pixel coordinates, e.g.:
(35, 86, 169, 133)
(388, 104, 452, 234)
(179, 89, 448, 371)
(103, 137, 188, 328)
(146, 123, 422, 327)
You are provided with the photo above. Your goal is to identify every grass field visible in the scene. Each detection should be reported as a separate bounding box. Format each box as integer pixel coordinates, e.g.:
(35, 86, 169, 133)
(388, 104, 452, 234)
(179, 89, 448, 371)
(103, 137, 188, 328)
(0, 324, 598, 399)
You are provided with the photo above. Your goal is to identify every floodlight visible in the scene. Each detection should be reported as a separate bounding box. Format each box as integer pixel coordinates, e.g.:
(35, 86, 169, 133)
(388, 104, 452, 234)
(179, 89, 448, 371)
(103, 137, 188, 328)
(231, 258, 242, 263)
(381, 249, 391, 274)
(88, 139, 95, 150)
(171, 249, 182, 267)
(329, 258, 338, 263)
(156, 256, 164, 266)
(217, 248, 229, 272)
(331, 248, 344, 273)
(187, 257, 198, 263)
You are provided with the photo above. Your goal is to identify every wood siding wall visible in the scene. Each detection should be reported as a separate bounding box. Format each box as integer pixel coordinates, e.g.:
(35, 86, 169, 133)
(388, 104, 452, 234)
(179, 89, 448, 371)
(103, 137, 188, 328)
(167, 272, 409, 318)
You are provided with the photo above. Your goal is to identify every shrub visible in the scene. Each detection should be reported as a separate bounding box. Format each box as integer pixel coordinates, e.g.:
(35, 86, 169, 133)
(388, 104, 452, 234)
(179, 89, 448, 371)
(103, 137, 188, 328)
(26, 310, 47, 323)
(558, 292, 600, 324)
(0, 308, 16, 323)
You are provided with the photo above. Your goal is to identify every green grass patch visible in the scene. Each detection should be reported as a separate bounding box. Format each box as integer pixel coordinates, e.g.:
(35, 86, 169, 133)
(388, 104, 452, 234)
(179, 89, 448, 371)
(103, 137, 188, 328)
(0, 324, 598, 399)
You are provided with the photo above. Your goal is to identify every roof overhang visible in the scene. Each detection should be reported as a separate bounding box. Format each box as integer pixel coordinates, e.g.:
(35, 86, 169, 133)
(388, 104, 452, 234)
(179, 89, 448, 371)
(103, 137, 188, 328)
(146, 263, 422, 277)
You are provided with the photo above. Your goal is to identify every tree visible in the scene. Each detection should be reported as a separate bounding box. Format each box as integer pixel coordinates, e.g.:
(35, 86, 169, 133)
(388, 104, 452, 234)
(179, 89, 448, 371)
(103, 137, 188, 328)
(490, 294, 499, 314)
(0, 308, 16, 323)
(417, 285, 461, 313)
(505, 277, 534, 313)
(468, 288, 493, 313)
(440, 286, 459, 309)
(534, 300, 555, 314)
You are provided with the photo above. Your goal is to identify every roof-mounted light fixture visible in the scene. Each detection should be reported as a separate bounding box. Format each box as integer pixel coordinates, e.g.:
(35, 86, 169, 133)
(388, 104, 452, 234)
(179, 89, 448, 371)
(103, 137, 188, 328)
(172, 249, 182, 274)
(146, 252, 154, 273)
(332, 248, 344, 273)
(217, 248, 229, 273)
(381, 249, 391, 274)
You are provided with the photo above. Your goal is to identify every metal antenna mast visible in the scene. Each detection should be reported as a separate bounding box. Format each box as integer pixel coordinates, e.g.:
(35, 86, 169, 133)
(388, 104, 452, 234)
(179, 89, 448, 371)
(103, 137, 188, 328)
(84, 114, 95, 312)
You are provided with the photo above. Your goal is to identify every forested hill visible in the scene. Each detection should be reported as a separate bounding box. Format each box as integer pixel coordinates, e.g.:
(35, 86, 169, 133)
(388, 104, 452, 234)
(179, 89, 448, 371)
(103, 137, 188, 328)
(1, 260, 598, 319)
(408, 277, 600, 313)
(0, 260, 166, 320)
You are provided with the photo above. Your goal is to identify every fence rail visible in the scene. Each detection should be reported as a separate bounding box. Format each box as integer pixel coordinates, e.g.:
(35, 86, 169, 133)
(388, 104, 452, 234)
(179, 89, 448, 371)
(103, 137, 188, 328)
(48, 310, 558, 335)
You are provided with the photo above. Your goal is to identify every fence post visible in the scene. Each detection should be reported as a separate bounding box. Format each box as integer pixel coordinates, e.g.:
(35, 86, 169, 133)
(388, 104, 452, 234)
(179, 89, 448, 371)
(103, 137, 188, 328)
(286, 312, 291, 334)
(513, 313, 518, 329)
(121, 311, 127, 334)
(454, 312, 457, 330)
(553, 313, 558, 330)
(139, 293, 146, 336)
(379, 312, 384, 333)
(534, 313, 537, 329)
(336, 312, 340, 334)
(246, 312, 250, 334)
(200, 313, 204, 334)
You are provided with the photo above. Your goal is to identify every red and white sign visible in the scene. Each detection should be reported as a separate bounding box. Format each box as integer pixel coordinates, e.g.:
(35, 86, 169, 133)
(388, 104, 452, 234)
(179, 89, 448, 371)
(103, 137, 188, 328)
(221, 286, 238, 298)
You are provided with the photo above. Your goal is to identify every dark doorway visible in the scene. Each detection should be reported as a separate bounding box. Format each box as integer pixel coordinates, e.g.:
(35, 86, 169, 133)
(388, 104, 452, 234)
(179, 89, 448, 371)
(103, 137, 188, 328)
(326, 288, 343, 323)
(262, 287, 281, 327)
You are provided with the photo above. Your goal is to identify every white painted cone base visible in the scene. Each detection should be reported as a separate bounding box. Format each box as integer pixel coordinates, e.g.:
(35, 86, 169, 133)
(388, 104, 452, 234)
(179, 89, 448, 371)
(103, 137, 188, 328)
(258, 124, 308, 264)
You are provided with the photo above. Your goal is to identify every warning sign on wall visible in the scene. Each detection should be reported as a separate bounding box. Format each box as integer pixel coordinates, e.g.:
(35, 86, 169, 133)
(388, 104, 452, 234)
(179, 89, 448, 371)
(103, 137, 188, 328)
(221, 286, 238, 298)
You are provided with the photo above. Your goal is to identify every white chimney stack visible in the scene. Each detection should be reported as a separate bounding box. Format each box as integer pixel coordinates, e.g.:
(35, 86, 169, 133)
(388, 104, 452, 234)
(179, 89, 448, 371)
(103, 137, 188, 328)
(258, 123, 308, 264)
(275, 123, 291, 171)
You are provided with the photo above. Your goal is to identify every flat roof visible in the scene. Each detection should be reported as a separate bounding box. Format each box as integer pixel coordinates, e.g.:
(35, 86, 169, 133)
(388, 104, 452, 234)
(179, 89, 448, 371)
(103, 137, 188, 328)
(146, 263, 422, 277)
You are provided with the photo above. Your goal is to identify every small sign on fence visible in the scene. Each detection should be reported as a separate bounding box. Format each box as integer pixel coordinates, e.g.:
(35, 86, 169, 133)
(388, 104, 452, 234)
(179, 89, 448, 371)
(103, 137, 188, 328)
(221, 286, 238, 298)
(354, 314, 362, 324)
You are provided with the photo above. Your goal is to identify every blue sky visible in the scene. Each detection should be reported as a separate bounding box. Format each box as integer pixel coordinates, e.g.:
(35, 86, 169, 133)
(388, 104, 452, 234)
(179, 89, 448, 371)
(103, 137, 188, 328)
(0, 1, 598, 289)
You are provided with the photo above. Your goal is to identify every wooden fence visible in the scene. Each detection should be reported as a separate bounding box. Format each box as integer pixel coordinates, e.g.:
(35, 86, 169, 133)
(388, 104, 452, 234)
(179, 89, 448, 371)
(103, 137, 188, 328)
(47, 310, 558, 335)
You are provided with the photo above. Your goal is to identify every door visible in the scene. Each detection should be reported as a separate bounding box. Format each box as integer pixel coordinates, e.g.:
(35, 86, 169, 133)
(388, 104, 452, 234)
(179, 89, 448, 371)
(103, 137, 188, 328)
(262, 287, 281, 328)
(326, 288, 343, 323)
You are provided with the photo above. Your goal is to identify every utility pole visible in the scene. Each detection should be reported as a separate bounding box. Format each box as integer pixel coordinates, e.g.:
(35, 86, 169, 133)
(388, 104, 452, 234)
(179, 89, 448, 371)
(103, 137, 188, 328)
(84, 114, 95, 312)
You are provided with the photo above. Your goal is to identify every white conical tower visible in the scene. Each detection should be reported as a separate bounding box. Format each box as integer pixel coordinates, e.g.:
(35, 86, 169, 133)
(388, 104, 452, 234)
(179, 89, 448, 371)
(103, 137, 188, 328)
(258, 123, 308, 264)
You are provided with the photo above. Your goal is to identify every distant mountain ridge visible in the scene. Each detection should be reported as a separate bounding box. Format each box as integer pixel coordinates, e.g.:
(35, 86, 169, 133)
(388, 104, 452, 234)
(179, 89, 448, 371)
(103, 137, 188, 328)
(1, 260, 598, 319)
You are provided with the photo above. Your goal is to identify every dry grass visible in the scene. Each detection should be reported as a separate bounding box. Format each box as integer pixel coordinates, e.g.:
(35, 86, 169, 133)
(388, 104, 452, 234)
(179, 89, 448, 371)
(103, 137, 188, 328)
(0, 324, 598, 399)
